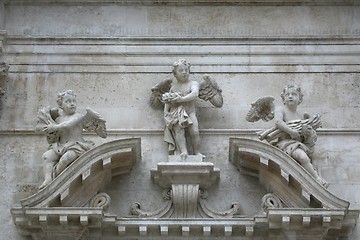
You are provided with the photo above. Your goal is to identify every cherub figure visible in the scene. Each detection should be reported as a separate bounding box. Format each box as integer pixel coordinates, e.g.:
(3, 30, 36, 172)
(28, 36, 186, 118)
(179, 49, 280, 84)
(150, 59, 223, 159)
(247, 85, 328, 187)
(35, 90, 107, 189)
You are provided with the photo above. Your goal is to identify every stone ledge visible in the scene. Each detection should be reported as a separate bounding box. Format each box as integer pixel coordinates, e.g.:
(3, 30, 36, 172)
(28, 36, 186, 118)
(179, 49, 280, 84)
(151, 161, 220, 188)
(5, 35, 360, 43)
(11, 207, 359, 238)
(5, 0, 360, 6)
(2, 128, 360, 136)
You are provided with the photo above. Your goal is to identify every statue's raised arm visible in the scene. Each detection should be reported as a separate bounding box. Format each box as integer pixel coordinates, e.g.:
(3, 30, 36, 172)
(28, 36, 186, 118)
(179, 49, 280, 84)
(35, 90, 107, 190)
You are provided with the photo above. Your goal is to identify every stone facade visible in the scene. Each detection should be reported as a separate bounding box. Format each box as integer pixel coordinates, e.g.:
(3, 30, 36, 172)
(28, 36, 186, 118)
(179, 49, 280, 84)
(1, 0, 360, 239)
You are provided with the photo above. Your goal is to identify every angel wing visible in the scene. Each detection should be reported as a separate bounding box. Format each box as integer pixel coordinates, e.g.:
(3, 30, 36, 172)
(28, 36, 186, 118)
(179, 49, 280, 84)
(246, 96, 275, 122)
(198, 74, 223, 108)
(150, 78, 172, 108)
(83, 108, 107, 138)
(35, 106, 60, 144)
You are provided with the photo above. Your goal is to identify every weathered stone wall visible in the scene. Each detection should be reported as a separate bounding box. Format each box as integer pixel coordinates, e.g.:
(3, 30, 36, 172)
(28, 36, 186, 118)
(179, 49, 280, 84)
(3, 3, 360, 37)
(1, 1, 359, 239)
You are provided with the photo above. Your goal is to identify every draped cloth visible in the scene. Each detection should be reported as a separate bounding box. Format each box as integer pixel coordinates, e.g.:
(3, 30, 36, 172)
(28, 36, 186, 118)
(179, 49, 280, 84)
(50, 140, 94, 157)
(164, 105, 193, 153)
(276, 139, 313, 156)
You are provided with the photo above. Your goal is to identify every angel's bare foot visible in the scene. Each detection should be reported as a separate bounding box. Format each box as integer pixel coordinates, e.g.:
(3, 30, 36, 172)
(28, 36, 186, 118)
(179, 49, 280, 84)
(180, 152, 188, 160)
(39, 179, 51, 190)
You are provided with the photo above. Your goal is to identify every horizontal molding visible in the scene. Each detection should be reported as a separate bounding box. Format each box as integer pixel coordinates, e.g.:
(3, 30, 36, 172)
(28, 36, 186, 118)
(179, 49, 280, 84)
(6, 35, 360, 44)
(7, 55, 357, 61)
(3, 36, 359, 73)
(5, 0, 360, 6)
(6, 64, 360, 74)
(1, 128, 360, 136)
(6, 45, 360, 55)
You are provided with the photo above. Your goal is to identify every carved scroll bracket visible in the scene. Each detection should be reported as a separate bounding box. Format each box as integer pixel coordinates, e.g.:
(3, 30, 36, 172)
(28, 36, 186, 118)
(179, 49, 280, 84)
(261, 193, 284, 212)
(198, 189, 241, 218)
(150, 156, 220, 218)
(131, 189, 174, 218)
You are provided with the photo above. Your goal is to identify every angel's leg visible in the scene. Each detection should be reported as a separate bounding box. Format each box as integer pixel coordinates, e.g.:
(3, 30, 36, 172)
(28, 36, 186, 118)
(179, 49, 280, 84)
(39, 149, 59, 189)
(173, 125, 188, 158)
(292, 149, 328, 187)
(55, 150, 78, 176)
(188, 112, 201, 155)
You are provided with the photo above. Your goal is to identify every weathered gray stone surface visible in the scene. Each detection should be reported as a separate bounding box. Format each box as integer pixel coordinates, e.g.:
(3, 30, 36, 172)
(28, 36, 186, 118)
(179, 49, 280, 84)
(1, 1, 359, 239)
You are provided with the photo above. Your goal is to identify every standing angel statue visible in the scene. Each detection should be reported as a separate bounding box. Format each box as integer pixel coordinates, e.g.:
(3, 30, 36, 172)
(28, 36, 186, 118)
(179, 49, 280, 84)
(246, 85, 328, 187)
(150, 59, 223, 160)
(35, 90, 107, 189)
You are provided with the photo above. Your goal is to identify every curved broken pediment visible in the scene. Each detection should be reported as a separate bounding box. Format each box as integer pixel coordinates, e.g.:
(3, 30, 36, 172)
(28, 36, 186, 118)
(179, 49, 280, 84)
(11, 137, 359, 239)
(229, 137, 349, 209)
(21, 138, 141, 208)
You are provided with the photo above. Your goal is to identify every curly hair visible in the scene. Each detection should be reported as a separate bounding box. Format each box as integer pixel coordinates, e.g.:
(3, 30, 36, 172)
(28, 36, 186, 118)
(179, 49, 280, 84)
(57, 90, 76, 108)
(281, 84, 303, 105)
(172, 59, 191, 73)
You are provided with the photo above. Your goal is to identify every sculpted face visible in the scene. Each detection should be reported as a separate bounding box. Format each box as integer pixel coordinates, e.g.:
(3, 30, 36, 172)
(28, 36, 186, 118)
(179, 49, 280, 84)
(283, 88, 301, 106)
(61, 94, 77, 114)
(173, 64, 190, 82)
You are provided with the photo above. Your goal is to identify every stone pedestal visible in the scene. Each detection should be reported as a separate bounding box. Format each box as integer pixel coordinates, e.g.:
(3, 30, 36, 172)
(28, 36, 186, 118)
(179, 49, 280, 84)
(151, 156, 220, 218)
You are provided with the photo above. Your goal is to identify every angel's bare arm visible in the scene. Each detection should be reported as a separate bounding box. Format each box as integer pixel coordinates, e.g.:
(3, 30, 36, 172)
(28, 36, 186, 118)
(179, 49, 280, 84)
(164, 103, 171, 114)
(44, 113, 85, 133)
(274, 108, 301, 141)
(176, 81, 199, 103)
(83, 108, 104, 122)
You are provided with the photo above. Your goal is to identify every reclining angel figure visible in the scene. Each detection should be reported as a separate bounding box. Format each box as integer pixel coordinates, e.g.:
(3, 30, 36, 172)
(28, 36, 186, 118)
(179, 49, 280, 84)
(35, 90, 107, 189)
(150, 59, 223, 160)
(246, 85, 328, 188)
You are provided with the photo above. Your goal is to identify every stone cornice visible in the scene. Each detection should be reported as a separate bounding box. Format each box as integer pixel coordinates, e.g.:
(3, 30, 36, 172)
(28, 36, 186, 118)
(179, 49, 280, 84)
(6, 35, 360, 42)
(4, 0, 360, 6)
(11, 207, 359, 238)
(1, 128, 360, 136)
(4, 36, 359, 74)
